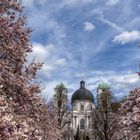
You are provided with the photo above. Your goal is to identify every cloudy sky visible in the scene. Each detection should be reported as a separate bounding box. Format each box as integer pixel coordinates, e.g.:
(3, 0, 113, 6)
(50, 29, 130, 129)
(22, 0, 140, 100)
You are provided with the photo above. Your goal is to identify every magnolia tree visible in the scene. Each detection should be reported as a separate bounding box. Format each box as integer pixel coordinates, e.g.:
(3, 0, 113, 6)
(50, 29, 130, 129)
(118, 88, 140, 140)
(0, 0, 60, 139)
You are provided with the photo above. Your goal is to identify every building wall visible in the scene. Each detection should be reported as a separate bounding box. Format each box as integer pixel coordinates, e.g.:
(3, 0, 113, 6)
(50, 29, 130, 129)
(71, 100, 95, 134)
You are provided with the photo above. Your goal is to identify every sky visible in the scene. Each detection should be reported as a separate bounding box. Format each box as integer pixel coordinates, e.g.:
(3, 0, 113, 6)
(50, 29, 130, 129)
(22, 0, 140, 100)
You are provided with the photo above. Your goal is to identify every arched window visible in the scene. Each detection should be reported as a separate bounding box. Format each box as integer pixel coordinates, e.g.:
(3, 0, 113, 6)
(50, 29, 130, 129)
(90, 105, 92, 110)
(80, 105, 84, 111)
(80, 119, 85, 129)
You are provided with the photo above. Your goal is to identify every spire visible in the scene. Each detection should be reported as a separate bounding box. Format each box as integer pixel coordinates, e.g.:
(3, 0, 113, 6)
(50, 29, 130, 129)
(80, 80, 85, 88)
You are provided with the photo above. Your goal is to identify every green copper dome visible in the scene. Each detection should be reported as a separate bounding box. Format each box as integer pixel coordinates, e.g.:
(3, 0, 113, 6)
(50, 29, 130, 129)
(98, 82, 110, 89)
(55, 83, 65, 89)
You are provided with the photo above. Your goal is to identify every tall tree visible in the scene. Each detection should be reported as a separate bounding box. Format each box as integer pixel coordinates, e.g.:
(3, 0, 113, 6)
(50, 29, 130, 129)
(0, 0, 60, 139)
(92, 89, 119, 140)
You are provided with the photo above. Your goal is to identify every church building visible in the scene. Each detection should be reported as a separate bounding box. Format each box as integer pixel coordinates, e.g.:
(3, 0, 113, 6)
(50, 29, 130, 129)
(71, 80, 95, 140)
(53, 80, 110, 140)
(71, 80, 110, 140)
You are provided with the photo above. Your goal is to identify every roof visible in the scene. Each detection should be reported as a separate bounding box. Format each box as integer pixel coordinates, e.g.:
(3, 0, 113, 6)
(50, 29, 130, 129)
(55, 83, 66, 89)
(98, 82, 110, 89)
(71, 81, 94, 103)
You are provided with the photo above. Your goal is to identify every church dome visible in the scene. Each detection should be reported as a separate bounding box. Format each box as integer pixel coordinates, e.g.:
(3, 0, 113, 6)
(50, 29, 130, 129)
(71, 81, 94, 103)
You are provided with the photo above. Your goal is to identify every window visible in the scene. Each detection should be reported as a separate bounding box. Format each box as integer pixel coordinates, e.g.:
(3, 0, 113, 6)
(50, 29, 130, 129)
(87, 104, 92, 111)
(73, 104, 77, 111)
(74, 116, 77, 129)
(80, 105, 84, 111)
(102, 89, 106, 92)
(88, 116, 90, 128)
(90, 105, 92, 110)
(80, 119, 85, 129)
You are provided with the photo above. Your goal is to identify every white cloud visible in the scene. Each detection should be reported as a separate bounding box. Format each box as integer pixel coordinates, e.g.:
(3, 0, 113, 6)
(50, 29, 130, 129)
(106, 0, 120, 6)
(83, 21, 95, 32)
(40, 59, 67, 78)
(75, 72, 87, 79)
(31, 43, 55, 62)
(54, 58, 67, 66)
(81, 70, 139, 97)
(39, 59, 67, 78)
(28, 42, 68, 78)
(113, 73, 139, 84)
(40, 58, 67, 78)
(113, 31, 140, 44)
(42, 65, 55, 77)
(41, 81, 59, 100)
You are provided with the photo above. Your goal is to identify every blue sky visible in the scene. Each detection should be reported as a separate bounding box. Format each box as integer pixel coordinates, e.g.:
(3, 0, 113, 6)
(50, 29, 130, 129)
(22, 0, 140, 100)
